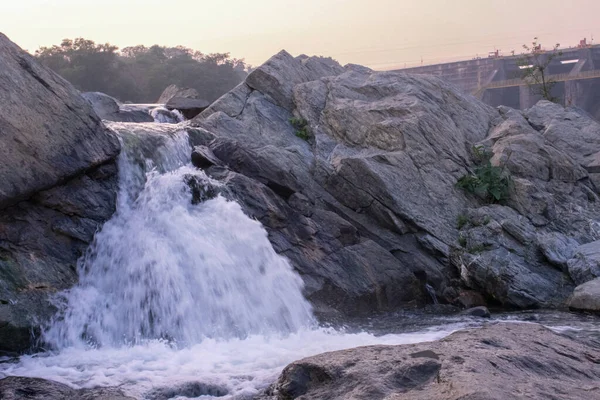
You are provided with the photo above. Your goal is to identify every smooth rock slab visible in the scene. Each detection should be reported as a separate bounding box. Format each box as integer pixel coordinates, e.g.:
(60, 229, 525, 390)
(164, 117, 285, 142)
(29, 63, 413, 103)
(569, 278, 600, 312)
(261, 323, 600, 400)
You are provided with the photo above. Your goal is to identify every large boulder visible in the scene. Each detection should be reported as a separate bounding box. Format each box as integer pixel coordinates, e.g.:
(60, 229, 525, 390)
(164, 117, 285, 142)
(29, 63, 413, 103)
(157, 84, 199, 104)
(189, 50, 600, 313)
(261, 323, 600, 400)
(81, 92, 153, 123)
(568, 277, 600, 312)
(0, 33, 120, 354)
(0, 37, 119, 207)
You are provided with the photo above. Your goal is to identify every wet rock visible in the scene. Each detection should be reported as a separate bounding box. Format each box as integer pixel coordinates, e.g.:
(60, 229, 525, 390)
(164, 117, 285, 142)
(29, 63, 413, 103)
(568, 241, 600, 285)
(568, 278, 600, 312)
(0, 376, 134, 400)
(184, 174, 220, 205)
(191, 145, 222, 169)
(260, 323, 600, 400)
(456, 290, 487, 308)
(165, 97, 210, 119)
(146, 381, 228, 400)
(82, 92, 153, 122)
(461, 306, 491, 318)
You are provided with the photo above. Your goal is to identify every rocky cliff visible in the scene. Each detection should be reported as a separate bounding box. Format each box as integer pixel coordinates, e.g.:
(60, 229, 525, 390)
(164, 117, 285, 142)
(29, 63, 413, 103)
(188, 51, 600, 315)
(0, 33, 120, 353)
(1, 35, 599, 353)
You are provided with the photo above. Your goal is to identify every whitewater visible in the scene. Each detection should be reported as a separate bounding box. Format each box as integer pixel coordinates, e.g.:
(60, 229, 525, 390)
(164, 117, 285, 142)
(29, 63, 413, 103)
(0, 125, 466, 398)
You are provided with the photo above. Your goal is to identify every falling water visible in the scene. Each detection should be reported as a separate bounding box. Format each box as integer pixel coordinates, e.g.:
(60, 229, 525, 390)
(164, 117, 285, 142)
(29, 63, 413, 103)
(44, 127, 314, 349)
(425, 283, 439, 305)
(0, 124, 465, 398)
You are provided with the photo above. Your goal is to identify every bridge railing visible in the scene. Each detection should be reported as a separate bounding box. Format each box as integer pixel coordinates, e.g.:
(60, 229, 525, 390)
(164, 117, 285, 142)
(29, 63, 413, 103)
(478, 69, 600, 92)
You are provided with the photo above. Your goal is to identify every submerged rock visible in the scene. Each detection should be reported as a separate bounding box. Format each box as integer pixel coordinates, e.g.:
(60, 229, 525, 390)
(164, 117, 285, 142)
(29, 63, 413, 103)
(260, 323, 600, 400)
(461, 306, 491, 318)
(0, 376, 134, 400)
(0, 34, 120, 354)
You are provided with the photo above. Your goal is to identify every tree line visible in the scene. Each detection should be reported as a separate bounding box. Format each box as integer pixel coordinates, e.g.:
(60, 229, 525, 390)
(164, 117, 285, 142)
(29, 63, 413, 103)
(35, 38, 248, 103)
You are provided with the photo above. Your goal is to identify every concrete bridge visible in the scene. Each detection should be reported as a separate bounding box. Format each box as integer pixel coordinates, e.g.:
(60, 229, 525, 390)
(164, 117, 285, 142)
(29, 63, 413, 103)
(395, 46, 600, 119)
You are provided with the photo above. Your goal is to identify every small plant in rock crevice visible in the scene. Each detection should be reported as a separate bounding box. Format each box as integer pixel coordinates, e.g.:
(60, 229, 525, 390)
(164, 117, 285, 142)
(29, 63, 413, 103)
(456, 214, 469, 230)
(457, 145, 512, 204)
(290, 117, 311, 141)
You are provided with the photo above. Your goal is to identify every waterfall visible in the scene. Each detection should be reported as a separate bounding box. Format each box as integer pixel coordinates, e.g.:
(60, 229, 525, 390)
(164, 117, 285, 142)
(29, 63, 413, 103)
(425, 283, 439, 305)
(0, 123, 463, 399)
(43, 126, 314, 349)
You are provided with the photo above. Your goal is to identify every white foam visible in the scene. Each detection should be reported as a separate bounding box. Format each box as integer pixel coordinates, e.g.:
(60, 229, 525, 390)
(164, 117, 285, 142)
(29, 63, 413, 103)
(1, 325, 463, 398)
(0, 126, 466, 398)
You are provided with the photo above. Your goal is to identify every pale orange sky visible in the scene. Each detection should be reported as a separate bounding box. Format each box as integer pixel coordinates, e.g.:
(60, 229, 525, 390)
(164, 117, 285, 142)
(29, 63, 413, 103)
(1, 0, 598, 69)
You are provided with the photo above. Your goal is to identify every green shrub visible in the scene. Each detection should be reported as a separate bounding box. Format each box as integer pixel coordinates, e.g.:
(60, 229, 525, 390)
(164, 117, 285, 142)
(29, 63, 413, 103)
(458, 235, 467, 248)
(290, 117, 311, 141)
(456, 214, 469, 230)
(457, 146, 512, 203)
(468, 244, 492, 254)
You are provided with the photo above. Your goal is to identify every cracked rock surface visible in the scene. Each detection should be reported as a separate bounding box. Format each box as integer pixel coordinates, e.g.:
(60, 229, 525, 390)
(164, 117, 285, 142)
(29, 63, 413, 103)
(189, 50, 600, 316)
(259, 323, 600, 400)
(0, 33, 120, 353)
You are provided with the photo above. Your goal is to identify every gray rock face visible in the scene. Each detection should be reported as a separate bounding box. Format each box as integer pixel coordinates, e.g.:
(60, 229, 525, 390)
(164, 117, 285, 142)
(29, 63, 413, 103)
(157, 84, 199, 104)
(82, 92, 154, 123)
(568, 241, 600, 285)
(0, 376, 134, 400)
(189, 49, 600, 313)
(191, 146, 222, 169)
(261, 323, 600, 400)
(0, 34, 120, 208)
(0, 34, 120, 353)
(568, 277, 600, 311)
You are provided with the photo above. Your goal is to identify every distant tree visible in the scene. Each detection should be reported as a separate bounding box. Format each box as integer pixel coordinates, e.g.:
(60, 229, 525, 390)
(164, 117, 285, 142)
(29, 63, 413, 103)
(517, 37, 562, 103)
(35, 38, 248, 103)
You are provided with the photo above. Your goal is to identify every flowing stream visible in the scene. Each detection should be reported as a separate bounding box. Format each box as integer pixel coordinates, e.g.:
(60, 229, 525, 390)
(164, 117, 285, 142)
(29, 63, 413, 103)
(0, 123, 595, 399)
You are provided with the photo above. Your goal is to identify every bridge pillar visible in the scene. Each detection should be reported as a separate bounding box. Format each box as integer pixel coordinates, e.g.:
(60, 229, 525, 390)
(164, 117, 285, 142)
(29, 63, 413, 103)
(519, 85, 534, 109)
(565, 80, 584, 107)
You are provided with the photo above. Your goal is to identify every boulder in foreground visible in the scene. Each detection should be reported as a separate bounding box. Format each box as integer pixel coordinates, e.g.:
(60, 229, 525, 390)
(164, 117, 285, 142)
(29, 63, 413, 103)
(261, 323, 600, 400)
(0, 33, 120, 354)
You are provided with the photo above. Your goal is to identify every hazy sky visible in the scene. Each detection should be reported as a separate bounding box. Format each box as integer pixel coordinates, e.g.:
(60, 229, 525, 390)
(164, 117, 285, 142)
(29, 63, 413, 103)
(2, 0, 599, 69)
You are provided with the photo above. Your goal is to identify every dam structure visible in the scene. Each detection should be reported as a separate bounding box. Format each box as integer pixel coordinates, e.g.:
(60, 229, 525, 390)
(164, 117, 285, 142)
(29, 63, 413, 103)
(395, 44, 600, 119)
